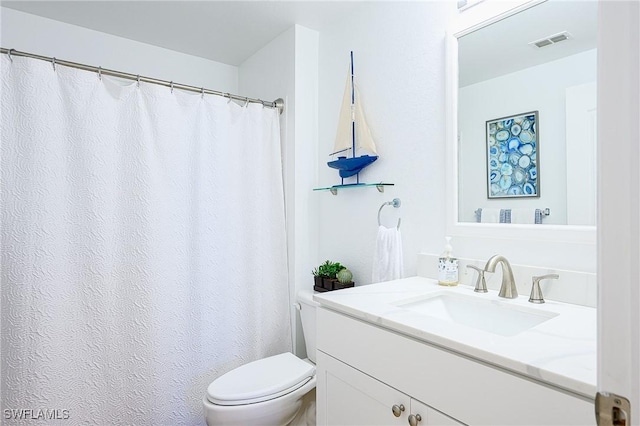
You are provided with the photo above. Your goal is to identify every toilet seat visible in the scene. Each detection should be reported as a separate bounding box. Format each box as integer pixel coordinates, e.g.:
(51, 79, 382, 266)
(206, 353, 315, 406)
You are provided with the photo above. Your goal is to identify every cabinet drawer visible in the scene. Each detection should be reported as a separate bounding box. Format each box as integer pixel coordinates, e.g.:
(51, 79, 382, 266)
(317, 307, 594, 426)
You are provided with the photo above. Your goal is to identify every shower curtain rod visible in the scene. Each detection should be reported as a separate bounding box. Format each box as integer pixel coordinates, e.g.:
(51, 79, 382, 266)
(1, 48, 284, 114)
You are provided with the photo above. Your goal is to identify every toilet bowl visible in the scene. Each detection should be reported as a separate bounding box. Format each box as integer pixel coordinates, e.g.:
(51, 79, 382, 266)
(203, 290, 318, 426)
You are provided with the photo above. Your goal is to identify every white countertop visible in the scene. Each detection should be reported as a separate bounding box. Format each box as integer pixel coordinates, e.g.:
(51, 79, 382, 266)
(313, 276, 597, 399)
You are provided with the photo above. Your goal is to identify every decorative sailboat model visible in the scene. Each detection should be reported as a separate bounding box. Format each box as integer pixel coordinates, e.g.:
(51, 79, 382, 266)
(327, 51, 378, 185)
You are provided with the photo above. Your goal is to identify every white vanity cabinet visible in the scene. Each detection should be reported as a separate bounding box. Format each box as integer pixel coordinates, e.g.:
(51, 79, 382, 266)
(315, 306, 595, 426)
(317, 350, 463, 426)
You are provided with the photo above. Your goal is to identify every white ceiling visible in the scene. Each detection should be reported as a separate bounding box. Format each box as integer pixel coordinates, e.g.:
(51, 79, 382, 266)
(3, 0, 598, 79)
(458, 0, 598, 86)
(1, 1, 365, 66)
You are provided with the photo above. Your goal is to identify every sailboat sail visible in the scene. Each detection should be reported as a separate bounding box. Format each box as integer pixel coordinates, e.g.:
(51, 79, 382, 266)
(328, 52, 378, 180)
(333, 74, 377, 156)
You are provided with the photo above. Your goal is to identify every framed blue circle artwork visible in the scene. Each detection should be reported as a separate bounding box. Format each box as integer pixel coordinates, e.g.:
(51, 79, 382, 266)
(486, 111, 539, 198)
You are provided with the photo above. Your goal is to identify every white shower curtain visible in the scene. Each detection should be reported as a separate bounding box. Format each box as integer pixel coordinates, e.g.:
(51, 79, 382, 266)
(1, 55, 291, 425)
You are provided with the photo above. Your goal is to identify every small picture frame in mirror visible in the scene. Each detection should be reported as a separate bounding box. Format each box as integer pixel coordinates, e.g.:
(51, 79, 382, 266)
(486, 111, 539, 199)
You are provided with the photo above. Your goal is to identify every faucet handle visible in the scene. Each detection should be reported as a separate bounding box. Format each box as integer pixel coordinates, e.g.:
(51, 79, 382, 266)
(529, 274, 559, 304)
(466, 265, 488, 293)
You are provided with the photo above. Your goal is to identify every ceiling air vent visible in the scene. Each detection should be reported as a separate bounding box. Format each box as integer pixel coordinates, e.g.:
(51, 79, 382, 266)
(530, 31, 572, 48)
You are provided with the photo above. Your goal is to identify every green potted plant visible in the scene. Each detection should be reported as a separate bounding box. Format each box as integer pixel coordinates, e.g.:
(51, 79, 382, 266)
(311, 266, 324, 289)
(312, 260, 354, 291)
(322, 261, 343, 290)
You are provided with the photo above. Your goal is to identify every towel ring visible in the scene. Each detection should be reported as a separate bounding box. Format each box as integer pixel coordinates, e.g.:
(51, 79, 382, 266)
(378, 198, 401, 229)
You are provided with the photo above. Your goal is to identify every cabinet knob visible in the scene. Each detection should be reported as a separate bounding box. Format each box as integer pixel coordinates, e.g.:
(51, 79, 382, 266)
(408, 413, 422, 426)
(392, 404, 405, 417)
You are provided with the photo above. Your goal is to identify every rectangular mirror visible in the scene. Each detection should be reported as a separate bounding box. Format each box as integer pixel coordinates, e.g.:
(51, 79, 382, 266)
(456, 0, 597, 226)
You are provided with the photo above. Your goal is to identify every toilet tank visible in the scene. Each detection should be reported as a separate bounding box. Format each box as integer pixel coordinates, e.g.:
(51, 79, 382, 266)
(296, 290, 319, 363)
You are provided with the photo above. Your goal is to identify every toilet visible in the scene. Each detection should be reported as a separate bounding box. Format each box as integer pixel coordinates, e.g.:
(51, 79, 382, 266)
(203, 290, 318, 426)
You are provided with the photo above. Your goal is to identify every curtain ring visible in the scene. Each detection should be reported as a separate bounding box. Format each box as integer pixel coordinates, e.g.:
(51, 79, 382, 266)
(201, 87, 205, 99)
(226, 93, 232, 104)
(136, 75, 141, 87)
(98, 66, 102, 81)
(244, 97, 249, 108)
(170, 81, 174, 93)
(51, 57, 56, 71)
(7, 49, 14, 62)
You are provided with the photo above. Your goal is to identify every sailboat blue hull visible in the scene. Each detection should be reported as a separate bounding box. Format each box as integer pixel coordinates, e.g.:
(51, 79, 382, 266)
(327, 155, 378, 178)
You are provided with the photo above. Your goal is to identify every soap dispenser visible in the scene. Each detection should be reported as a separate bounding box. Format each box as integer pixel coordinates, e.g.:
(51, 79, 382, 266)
(438, 236, 459, 286)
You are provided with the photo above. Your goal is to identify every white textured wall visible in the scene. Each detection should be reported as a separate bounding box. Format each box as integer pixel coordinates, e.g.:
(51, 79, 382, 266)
(1, 7, 238, 92)
(458, 49, 597, 224)
(317, 2, 455, 285)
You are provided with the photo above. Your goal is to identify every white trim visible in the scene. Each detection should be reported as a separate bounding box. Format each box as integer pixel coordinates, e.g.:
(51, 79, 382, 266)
(454, 0, 546, 37)
(457, 0, 487, 13)
(597, 0, 639, 412)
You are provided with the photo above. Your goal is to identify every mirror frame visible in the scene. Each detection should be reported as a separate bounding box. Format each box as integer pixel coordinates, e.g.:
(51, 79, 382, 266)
(445, 0, 596, 246)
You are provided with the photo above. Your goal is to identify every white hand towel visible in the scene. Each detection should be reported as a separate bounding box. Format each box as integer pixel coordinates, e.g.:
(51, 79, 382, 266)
(480, 208, 501, 223)
(511, 208, 537, 224)
(372, 226, 404, 283)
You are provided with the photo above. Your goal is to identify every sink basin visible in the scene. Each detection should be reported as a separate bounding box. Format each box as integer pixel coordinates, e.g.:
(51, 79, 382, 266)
(395, 292, 558, 337)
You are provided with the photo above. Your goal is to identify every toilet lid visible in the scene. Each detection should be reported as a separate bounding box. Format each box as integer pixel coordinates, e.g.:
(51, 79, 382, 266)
(207, 353, 315, 406)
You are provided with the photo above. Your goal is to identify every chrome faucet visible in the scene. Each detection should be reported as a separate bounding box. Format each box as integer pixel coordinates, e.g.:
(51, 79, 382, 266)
(484, 255, 518, 299)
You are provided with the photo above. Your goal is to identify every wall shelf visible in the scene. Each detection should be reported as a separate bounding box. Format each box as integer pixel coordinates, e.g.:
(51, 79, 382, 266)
(313, 182, 394, 195)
